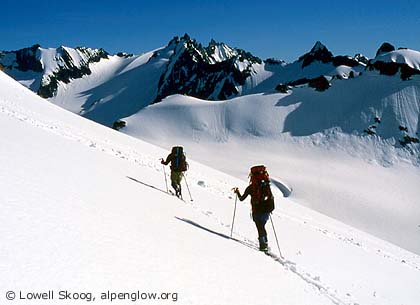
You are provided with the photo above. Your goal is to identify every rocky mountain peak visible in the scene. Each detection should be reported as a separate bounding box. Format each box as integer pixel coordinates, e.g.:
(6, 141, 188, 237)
(154, 35, 262, 103)
(298, 41, 334, 68)
(375, 42, 396, 57)
(312, 41, 328, 53)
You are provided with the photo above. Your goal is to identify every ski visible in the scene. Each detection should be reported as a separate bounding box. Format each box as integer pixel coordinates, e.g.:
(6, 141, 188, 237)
(263, 249, 285, 262)
(231, 237, 286, 263)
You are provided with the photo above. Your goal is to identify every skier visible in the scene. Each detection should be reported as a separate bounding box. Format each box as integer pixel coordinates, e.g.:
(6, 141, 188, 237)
(233, 165, 275, 251)
(161, 146, 188, 198)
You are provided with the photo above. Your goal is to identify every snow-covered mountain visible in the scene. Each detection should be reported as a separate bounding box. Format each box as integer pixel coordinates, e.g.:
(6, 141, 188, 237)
(154, 34, 264, 102)
(116, 41, 420, 254)
(1, 69, 420, 305)
(368, 42, 420, 81)
(1, 36, 418, 202)
(0, 44, 109, 97)
(121, 82, 420, 249)
(0, 35, 266, 125)
(1, 36, 372, 125)
(112, 40, 420, 154)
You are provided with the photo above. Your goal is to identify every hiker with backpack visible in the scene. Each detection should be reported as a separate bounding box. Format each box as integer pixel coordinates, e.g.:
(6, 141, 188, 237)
(161, 146, 188, 198)
(233, 165, 275, 251)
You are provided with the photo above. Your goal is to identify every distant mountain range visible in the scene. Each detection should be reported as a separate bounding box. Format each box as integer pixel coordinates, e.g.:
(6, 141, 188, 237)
(1, 35, 419, 150)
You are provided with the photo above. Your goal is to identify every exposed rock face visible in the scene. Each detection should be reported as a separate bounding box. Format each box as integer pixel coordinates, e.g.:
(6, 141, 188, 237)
(15, 44, 43, 72)
(38, 47, 109, 98)
(332, 56, 360, 67)
(368, 43, 420, 80)
(275, 83, 291, 93)
(116, 52, 134, 58)
(298, 41, 334, 68)
(154, 34, 262, 102)
(308, 75, 330, 91)
(354, 54, 369, 65)
(0, 45, 109, 98)
(264, 58, 286, 65)
(298, 41, 363, 69)
(0, 44, 43, 72)
(112, 120, 127, 130)
(375, 42, 396, 57)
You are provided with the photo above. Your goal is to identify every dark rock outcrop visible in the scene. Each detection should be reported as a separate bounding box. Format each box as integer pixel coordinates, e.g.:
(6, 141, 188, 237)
(283, 75, 330, 92)
(308, 76, 330, 91)
(376, 42, 396, 57)
(275, 83, 291, 93)
(298, 41, 364, 70)
(15, 44, 43, 72)
(354, 54, 369, 65)
(154, 34, 262, 102)
(0, 45, 109, 98)
(368, 43, 420, 80)
(332, 56, 360, 67)
(117, 52, 134, 58)
(298, 41, 334, 68)
(264, 58, 285, 65)
(0, 44, 43, 72)
(38, 47, 109, 98)
(112, 120, 126, 130)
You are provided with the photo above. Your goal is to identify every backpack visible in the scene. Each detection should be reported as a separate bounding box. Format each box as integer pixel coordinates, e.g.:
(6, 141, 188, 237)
(171, 146, 188, 172)
(250, 165, 274, 213)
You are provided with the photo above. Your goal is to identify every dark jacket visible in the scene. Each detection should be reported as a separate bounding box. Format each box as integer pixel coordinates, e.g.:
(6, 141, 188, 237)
(237, 185, 266, 214)
(162, 153, 188, 172)
(162, 153, 177, 171)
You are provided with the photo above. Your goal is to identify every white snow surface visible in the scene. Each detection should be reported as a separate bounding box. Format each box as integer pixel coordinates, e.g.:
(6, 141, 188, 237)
(1, 71, 420, 305)
(208, 43, 237, 63)
(123, 73, 420, 255)
(49, 46, 170, 126)
(373, 49, 420, 70)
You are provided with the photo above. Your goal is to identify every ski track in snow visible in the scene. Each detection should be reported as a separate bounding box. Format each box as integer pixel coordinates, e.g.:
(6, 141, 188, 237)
(230, 235, 350, 305)
(1, 98, 419, 305)
(275, 209, 420, 272)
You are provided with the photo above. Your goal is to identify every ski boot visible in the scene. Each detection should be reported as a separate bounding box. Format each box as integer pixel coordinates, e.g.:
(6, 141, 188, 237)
(175, 186, 182, 199)
(259, 236, 269, 252)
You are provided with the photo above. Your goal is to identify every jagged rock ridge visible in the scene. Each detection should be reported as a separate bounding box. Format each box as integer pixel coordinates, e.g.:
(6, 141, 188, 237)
(0, 45, 109, 98)
(154, 34, 262, 102)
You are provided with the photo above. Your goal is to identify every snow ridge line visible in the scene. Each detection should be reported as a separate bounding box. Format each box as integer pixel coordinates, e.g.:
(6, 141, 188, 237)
(1, 99, 419, 274)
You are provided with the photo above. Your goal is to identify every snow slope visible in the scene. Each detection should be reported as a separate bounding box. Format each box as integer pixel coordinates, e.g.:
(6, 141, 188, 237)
(1, 72, 420, 305)
(44, 48, 168, 124)
(122, 71, 420, 256)
(247, 60, 364, 94)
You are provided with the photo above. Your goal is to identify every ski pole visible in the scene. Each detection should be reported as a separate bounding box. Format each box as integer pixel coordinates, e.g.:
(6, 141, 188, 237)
(183, 174, 193, 201)
(270, 214, 284, 258)
(230, 193, 238, 238)
(161, 160, 169, 193)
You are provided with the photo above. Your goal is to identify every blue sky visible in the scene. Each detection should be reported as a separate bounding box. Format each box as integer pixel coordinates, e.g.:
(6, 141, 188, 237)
(2, 0, 420, 62)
